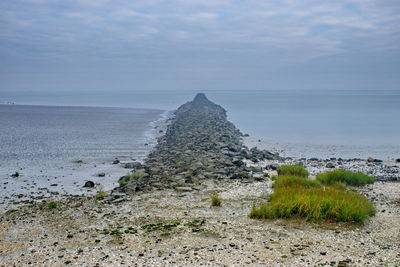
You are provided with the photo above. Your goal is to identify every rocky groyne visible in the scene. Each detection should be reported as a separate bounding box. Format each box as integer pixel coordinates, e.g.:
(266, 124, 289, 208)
(120, 93, 280, 192)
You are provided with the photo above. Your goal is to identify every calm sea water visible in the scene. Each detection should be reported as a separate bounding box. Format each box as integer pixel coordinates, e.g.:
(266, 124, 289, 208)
(2, 89, 400, 159)
(0, 105, 163, 166)
(0, 90, 399, 208)
(0, 105, 163, 207)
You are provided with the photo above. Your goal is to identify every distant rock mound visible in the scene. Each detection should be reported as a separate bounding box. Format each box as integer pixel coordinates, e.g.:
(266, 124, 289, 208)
(120, 93, 280, 193)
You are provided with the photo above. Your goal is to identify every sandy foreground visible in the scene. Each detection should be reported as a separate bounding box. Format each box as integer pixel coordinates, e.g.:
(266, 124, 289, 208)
(0, 176, 399, 266)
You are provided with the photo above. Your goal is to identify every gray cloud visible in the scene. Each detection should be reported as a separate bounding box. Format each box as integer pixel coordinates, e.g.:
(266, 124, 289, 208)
(0, 0, 399, 93)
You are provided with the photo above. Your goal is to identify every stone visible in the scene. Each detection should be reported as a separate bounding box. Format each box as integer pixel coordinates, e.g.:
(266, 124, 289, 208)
(325, 162, 335, 168)
(83, 181, 95, 188)
(266, 164, 279, 170)
(367, 157, 383, 163)
(98, 172, 106, 177)
(175, 186, 193, 192)
(112, 159, 120, 164)
(252, 173, 264, 181)
(124, 162, 142, 169)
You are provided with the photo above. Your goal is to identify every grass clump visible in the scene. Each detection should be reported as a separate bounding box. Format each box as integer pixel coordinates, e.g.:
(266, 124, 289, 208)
(118, 179, 128, 187)
(47, 201, 58, 209)
(211, 193, 222, 207)
(141, 219, 181, 233)
(316, 169, 375, 186)
(251, 172, 375, 223)
(125, 172, 143, 179)
(277, 165, 309, 177)
(270, 175, 278, 181)
(118, 172, 143, 187)
(273, 175, 320, 188)
(95, 190, 106, 200)
(250, 185, 375, 223)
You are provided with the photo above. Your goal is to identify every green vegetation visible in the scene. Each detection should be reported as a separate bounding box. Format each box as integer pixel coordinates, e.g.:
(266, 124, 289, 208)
(125, 172, 143, 179)
(211, 193, 222, 207)
(141, 219, 181, 233)
(95, 190, 107, 200)
(250, 169, 376, 223)
(270, 175, 278, 181)
(272, 175, 320, 188)
(316, 169, 375, 186)
(118, 172, 143, 187)
(250, 185, 375, 223)
(277, 165, 309, 177)
(118, 179, 128, 187)
(47, 201, 58, 209)
(263, 172, 270, 178)
(124, 227, 137, 234)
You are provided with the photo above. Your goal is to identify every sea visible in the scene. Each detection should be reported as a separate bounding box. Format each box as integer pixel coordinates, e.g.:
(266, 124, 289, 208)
(0, 104, 166, 208)
(0, 89, 399, 208)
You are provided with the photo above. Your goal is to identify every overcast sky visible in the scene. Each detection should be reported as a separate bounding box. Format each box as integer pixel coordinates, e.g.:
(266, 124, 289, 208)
(1, 0, 399, 94)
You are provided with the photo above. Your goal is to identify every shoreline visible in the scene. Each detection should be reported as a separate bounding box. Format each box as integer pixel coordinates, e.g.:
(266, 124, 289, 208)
(242, 136, 400, 180)
(0, 108, 172, 212)
(0, 95, 399, 266)
(243, 135, 400, 161)
(2, 104, 399, 212)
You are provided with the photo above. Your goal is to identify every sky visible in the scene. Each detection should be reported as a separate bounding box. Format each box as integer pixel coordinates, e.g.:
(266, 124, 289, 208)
(0, 0, 399, 95)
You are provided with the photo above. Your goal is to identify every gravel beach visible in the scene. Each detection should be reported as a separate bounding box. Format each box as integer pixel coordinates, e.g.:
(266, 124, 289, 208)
(1, 95, 399, 266)
(0, 179, 399, 266)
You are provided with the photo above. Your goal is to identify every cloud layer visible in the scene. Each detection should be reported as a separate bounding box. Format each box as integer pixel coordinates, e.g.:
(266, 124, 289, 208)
(1, 0, 399, 92)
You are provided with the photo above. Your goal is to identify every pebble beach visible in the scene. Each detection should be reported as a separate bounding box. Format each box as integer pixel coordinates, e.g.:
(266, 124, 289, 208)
(0, 95, 399, 266)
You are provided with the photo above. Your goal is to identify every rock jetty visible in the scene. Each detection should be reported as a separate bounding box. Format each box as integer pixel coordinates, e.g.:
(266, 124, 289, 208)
(120, 93, 280, 193)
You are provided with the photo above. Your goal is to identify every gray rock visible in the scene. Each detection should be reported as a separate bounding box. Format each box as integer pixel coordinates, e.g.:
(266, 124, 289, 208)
(98, 172, 106, 177)
(124, 162, 142, 169)
(83, 181, 95, 188)
(367, 157, 383, 163)
(326, 162, 335, 168)
(252, 173, 264, 181)
(266, 164, 279, 170)
(175, 186, 193, 192)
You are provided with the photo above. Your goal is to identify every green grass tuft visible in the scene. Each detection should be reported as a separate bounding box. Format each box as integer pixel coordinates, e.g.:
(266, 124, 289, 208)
(118, 172, 143, 187)
(125, 172, 143, 179)
(211, 193, 222, 207)
(316, 169, 375, 186)
(95, 190, 107, 200)
(277, 165, 309, 177)
(250, 185, 375, 223)
(47, 201, 58, 209)
(270, 175, 278, 181)
(250, 173, 375, 223)
(273, 175, 320, 188)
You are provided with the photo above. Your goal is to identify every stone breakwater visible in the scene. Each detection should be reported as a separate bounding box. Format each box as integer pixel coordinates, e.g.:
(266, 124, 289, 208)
(121, 93, 280, 192)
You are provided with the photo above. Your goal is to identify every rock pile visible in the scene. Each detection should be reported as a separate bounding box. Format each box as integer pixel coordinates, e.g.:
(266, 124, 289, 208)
(120, 93, 280, 192)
